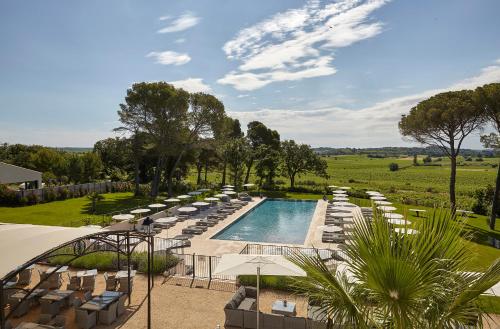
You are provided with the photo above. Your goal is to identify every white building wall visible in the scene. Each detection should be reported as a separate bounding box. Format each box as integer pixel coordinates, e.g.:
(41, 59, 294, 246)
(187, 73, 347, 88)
(0, 162, 42, 188)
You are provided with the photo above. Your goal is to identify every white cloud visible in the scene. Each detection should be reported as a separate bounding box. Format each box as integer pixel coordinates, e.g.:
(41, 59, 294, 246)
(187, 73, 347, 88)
(146, 51, 191, 65)
(159, 15, 171, 21)
(237, 94, 250, 98)
(168, 78, 212, 93)
(229, 59, 500, 148)
(174, 38, 186, 44)
(157, 12, 200, 33)
(218, 0, 389, 90)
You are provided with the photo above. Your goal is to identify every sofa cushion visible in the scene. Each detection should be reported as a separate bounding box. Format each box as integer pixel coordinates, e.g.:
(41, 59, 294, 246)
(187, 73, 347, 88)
(245, 286, 257, 299)
(233, 293, 244, 307)
(237, 285, 246, 297)
(225, 298, 238, 310)
(232, 286, 246, 306)
(237, 297, 256, 311)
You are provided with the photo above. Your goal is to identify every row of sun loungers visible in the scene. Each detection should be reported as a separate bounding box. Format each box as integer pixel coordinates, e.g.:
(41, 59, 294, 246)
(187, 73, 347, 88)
(323, 197, 356, 244)
(322, 195, 376, 244)
(176, 200, 249, 238)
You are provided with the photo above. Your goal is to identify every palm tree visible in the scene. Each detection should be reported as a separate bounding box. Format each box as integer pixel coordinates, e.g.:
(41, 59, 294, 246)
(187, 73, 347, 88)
(289, 209, 500, 328)
(87, 192, 104, 214)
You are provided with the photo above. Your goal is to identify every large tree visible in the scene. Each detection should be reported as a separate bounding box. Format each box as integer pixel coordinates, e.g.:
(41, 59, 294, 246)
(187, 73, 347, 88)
(244, 121, 280, 184)
(280, 140, 328, 189)
(475, 83, 500, 229)
(93, 137, 132, 178)
(215, 117, 244, 185)
(254, 145, 281, 187)
(225, 138, 250, 188)
(399, 90, 484, 210)
(116, 82, 189, 197)
(166, 92, 225, 195)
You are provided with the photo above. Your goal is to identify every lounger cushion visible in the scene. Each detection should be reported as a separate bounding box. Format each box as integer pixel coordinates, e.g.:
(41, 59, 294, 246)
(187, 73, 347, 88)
(233, 290, 245, 306)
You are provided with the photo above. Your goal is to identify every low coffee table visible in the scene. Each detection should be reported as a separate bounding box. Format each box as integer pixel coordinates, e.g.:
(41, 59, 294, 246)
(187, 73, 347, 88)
(271, 300, 296, 316)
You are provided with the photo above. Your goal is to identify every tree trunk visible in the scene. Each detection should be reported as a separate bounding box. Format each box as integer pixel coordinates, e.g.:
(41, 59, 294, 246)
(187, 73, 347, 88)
(449, 155, 457, 213)
(196, 163, 202, 186)
(489, 160, 500, 230)
(244, 159, 253, 184)
(204, 160, 208, 184)
(151, 156, 163, 197)
(168, 150, 185, 196)
(167, 175, 173, 197)
(221, 160, 227, 185)
(290, 174, 295, 189)
(134, 157, 140, 196)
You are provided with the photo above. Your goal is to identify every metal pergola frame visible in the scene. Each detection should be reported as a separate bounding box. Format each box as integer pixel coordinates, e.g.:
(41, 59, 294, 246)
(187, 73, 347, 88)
(0, 230, 155, 329)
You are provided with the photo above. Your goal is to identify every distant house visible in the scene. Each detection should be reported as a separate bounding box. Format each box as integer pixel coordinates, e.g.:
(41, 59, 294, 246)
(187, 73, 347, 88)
(0, 162, 42, 189)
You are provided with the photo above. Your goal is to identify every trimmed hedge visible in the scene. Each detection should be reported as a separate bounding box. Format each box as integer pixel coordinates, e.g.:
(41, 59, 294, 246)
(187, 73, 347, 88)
(238, 275, 294, 291)
(49, 251, 179, 275)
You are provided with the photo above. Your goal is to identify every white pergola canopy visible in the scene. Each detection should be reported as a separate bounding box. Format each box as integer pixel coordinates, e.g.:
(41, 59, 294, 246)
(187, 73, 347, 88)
(0, 224, 104, 279)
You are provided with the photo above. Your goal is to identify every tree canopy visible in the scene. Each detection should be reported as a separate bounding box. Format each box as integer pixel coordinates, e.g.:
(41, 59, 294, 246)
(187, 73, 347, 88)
(280, 140, 328, 189)
(399, 90, 484, 209)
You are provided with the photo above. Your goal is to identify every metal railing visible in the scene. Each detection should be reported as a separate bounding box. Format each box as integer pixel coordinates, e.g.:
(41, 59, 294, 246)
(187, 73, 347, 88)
(165, 252, 236, 288)
(240, 243, 344, 261)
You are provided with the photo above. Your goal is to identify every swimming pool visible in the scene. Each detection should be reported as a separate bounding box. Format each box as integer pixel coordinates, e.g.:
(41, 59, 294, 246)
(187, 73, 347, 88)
(212, 199, 317, 244)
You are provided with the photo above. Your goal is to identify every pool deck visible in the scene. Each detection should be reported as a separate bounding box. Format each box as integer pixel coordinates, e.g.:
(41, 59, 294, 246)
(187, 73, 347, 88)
(303, 199, 330, 249)
(155, 197, 267, 255)
(152, 197, 334, 256)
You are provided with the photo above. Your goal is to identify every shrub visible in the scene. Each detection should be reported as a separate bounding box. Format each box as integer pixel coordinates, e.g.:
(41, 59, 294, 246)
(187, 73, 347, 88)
(138, 184, 151, 196)
(45, 189, 57, 202)
(471, 185, 497, 216)
(0, 184, 19, 205)
(238, 275, 293, 291)
(50, 251, 179, 275)
(27, 193, 39, 205)
(58, 188, 70, 200)
(423, 156, 432, 164)
(388, 163, 399, 171)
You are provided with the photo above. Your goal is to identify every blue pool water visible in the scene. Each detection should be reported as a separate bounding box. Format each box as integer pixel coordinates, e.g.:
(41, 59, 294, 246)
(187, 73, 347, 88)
(212, 199, 317, 244)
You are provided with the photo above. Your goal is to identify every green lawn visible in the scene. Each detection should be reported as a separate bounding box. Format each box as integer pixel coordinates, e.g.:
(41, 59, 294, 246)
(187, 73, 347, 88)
(0, 192, 153, 226)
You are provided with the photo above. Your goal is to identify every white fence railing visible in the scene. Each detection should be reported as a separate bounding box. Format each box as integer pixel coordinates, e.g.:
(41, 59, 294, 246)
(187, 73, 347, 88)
(16, 181, 128, 202)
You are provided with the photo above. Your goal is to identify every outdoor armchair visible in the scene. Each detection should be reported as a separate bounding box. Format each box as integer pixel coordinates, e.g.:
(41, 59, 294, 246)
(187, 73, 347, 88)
(98, 301, 118, 325)
(117, 294, 127, 317)
(67, 274, 81, 291)
(17, 268, 32, 286)
(75, 309, 97, 329)
(81, 275, 95, 292)
(40, 299, 61, 317)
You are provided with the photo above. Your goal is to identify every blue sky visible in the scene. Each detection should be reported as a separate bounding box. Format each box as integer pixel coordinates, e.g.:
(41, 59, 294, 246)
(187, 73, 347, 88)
(1, 0, 500, 148)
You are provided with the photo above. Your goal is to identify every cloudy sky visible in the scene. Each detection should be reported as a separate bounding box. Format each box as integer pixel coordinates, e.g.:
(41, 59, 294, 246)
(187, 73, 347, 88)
(1, 0, 500, 148)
